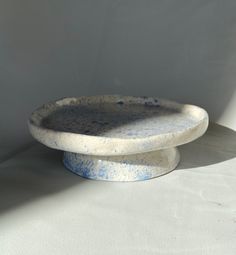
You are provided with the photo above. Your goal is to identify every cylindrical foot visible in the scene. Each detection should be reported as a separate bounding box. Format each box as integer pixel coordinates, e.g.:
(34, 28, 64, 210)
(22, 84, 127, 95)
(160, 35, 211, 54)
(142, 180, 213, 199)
(63, 147, 180, 182)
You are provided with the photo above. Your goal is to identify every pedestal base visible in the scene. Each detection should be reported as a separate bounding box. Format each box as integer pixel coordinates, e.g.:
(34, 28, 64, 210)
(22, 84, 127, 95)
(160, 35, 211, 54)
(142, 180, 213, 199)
(63, 147, 180, 182)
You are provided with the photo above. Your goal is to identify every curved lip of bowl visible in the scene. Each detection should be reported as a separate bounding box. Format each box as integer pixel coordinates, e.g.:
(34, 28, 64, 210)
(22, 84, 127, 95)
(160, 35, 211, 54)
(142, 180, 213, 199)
(28, 95, 209, 156)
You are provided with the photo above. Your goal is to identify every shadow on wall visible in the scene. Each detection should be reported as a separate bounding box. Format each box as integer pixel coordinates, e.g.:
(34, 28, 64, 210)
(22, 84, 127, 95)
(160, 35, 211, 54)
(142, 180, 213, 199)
(0, 0, 236, 162)
(0, 1, 235, 215)
(92, 1, 236, 128)
(1, 1, 236, 124)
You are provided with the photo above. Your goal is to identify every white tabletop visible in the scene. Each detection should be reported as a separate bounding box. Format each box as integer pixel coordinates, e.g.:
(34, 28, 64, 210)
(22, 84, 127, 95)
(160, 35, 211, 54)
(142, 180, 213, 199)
(0, 123, 236, 255)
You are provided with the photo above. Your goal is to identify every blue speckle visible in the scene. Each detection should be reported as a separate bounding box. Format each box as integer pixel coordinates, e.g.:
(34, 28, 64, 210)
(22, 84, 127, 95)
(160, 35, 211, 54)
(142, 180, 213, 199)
(136, 171, 152, 180)
(63, 153, 96, 179)
(97, 167, 108, 179)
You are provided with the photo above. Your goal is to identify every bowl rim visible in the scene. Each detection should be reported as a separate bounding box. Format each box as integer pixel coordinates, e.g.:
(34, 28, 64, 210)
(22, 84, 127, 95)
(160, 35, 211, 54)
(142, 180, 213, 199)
(28, 95, 209, 156)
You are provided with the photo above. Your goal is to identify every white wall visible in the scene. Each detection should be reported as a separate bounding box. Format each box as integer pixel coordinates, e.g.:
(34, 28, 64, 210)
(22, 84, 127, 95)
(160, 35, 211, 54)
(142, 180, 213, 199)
(1, 0, 236, 158)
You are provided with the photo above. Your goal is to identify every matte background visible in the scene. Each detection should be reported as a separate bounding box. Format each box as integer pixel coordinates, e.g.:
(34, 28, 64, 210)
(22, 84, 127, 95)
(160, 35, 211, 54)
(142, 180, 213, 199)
(1, 0, 236, 159)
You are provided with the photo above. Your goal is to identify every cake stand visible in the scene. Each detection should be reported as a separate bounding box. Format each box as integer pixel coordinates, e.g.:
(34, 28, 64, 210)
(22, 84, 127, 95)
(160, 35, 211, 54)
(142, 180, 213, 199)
(28, 95, 209, 181)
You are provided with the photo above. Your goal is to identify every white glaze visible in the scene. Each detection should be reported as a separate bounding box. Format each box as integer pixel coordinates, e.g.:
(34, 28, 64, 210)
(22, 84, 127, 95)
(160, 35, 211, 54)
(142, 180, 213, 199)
(28, 95, 209, 156)
(28, 95, 209, 181)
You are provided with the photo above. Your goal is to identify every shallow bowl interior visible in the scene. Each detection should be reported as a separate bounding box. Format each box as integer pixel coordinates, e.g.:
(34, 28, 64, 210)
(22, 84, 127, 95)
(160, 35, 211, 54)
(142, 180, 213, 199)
(28, 95, 209, 156)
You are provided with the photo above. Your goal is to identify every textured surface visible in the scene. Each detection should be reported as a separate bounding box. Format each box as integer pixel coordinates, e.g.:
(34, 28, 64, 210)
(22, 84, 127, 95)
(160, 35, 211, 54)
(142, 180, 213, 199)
(63, 148, 180, 181)
(28, 95, 208, 181)
(0, 123, 236, 254)
(28, 95, 209, 156)
(41, 102, 197, 138)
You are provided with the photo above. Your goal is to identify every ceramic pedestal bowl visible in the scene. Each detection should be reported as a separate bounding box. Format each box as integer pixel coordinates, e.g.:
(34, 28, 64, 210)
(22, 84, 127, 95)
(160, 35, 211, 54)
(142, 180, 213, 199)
(28, 95, 209, 181)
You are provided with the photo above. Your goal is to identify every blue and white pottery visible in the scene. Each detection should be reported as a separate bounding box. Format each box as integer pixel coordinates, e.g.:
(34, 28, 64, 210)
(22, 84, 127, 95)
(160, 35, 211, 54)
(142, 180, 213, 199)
(28, 95, 209, 181)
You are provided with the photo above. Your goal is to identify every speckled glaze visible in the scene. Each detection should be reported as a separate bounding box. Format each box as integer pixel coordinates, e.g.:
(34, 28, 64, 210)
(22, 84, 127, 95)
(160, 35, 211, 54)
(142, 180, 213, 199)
(28, 95, 209, 181)
(63, 148, 180, 181)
